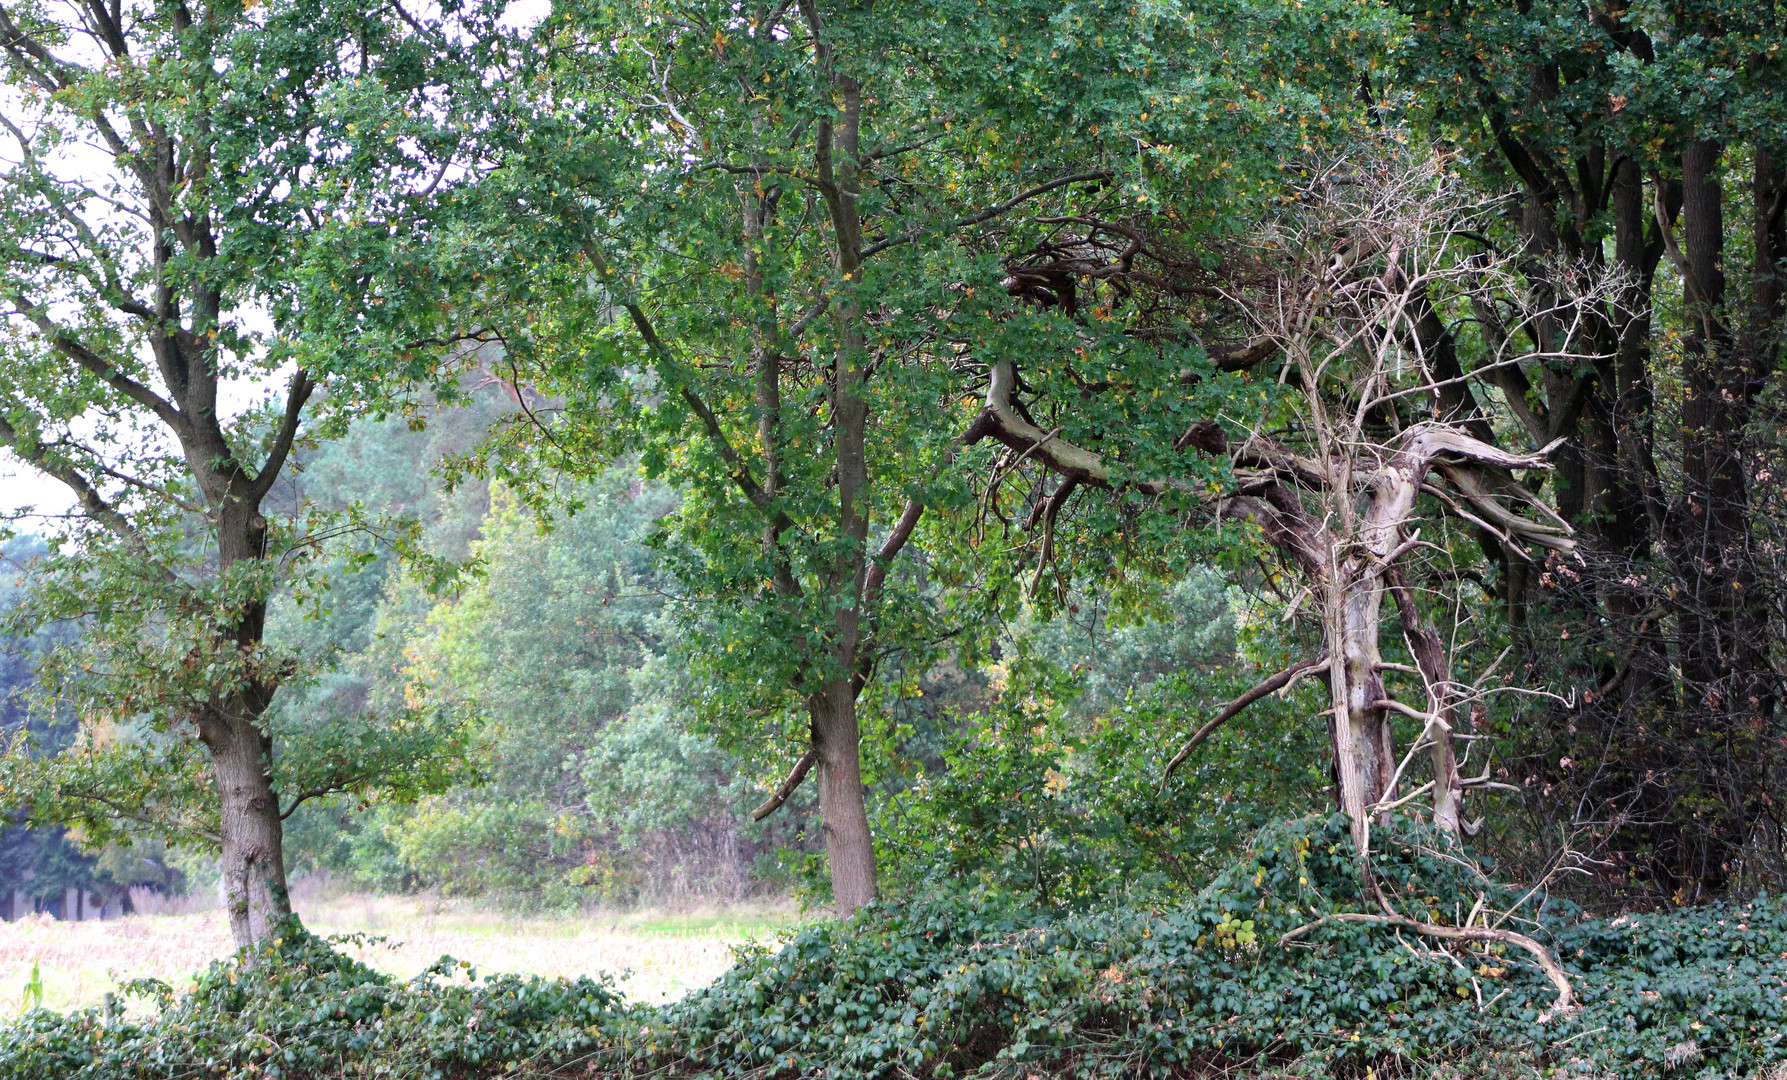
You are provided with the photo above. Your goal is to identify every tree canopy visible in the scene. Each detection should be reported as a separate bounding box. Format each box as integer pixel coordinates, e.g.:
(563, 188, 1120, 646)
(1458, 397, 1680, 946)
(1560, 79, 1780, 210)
(0, 0, 1783, 950)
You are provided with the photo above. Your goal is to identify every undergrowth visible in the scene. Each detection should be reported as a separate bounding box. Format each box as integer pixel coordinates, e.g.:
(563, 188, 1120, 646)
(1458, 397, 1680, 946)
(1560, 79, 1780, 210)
(4, 815, 1785, 1079)
(0, 926, 623, 1079)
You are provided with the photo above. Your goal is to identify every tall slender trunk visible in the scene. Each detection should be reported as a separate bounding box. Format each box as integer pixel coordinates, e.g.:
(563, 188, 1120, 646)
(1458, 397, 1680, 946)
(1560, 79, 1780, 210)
(804, 35, 881, 911)
(1660, 138, 1775, 889)
(1604, 160, 1670, 705)
(1674, 139, 1743, 700)
(808, 686, 877, 911)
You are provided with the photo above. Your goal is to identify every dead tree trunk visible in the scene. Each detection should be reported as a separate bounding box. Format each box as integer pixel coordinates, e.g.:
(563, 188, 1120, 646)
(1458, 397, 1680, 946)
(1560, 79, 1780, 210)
(975, 154, 1595, 850)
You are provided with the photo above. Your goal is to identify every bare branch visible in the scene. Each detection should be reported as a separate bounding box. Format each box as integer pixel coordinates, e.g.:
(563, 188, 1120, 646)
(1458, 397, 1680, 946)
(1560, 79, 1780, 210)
(1160, 655, 1327, 786)
(1279, 911, 1576, 1013)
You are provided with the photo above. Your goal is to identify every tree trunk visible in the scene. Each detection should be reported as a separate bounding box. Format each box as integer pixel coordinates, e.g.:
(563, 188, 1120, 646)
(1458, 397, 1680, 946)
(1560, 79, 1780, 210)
(1658, 137, 1775, 890)
(809, 686, 878, 913)
(200, 710, 292, 952)
(1388, 567, 1467, 835)
(1326, 572, 1389, 851)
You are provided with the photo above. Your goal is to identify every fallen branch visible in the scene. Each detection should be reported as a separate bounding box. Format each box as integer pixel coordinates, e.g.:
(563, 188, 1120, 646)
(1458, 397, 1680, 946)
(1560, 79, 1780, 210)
(1278, 912, 1576, 1012)
(749, 749, 817, 821)
(1160, 656, 1326, 787)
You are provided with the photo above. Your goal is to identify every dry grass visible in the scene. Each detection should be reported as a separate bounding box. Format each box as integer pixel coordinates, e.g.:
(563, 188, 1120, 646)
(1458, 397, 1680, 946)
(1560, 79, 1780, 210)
(0, 885, 800, 1015)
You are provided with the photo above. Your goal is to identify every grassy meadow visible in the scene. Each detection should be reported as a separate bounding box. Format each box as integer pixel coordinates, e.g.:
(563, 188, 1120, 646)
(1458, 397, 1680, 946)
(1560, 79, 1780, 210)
(0, 884, 798, 1015)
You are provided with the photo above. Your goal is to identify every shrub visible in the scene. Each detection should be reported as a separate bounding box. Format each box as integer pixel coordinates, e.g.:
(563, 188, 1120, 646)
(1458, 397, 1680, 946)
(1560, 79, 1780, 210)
(0, 924, 625, 1080)
(7, 816, 1787, 1079)
(611, 815, 1787, 1079)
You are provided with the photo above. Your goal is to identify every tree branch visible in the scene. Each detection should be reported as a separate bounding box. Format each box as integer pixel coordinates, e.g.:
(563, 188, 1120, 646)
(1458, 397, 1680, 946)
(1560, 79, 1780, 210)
(1160, 655, 1327, 786)
(621, 301, 772, 509)
(0, 410, 178, 579)
(1278, 911, 1576, 1013)
(0, 5, 75, 92)
(749, 748, 816, 821)
(250, 369, 313, 500)
(972, 361, 1139, 487)
(859, 171, 1111, 259)
(862, 499, 923, 611)
(6, 291, 185, 433)
(279, 787, 335, 820)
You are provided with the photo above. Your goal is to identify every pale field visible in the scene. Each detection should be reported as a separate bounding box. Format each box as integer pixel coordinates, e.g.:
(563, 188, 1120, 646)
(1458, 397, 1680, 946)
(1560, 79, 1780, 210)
(0, 889, 801, 1015)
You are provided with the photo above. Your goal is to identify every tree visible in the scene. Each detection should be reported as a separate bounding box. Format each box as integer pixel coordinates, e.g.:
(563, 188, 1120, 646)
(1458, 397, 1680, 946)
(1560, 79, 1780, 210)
(0, 0, 488, 948)
(959, 148, 1615, 851)
(386, 470, 769, 906)
(449, 0, 1385, 910)
(1195, 157, 1609, 844)
(1398, 0, 1787, 895)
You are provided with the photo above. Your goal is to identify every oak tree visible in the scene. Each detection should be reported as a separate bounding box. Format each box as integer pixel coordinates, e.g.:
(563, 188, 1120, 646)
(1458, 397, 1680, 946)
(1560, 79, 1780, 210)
(0, 0, 487, 947)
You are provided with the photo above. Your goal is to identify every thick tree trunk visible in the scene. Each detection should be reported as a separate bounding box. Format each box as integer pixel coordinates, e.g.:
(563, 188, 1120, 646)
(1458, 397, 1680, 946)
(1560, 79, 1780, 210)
(199, 710, 292, 952)
(808, 687, 878, 913)
(204, 504, 294, 953)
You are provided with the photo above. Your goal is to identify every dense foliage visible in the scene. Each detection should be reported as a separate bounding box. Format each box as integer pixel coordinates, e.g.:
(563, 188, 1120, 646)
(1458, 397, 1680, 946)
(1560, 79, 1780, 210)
(629, 817, 1787, 1079)
(1, 0, 1786, 1072)
(8, 817, 1787, 1078)
(0, 925, 624, 1080)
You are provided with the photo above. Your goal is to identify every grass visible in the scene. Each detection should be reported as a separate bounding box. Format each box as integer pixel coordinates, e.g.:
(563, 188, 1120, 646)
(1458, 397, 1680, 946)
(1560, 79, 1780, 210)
(0, 886, 799, 1015)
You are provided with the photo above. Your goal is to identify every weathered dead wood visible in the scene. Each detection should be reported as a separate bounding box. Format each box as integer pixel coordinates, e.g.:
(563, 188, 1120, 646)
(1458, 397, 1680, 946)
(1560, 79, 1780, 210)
(1278, 911, 1577, 1013)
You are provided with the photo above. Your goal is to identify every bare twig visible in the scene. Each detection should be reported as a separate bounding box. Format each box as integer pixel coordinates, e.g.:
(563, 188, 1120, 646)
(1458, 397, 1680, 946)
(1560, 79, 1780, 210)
(1160, 656, 1327, 786)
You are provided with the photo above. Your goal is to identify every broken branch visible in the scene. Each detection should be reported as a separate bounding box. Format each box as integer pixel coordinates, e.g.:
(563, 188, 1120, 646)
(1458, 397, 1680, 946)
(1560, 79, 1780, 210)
(1278, 912, 1576, 1012)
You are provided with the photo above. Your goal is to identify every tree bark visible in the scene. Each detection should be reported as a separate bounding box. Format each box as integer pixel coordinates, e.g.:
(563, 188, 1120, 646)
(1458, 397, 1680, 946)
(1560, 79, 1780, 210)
(1327, 571, 1390, 850)
(810, 38, 881, 911)
(198, 708, 291, 952)
(809, 687, 878, 913)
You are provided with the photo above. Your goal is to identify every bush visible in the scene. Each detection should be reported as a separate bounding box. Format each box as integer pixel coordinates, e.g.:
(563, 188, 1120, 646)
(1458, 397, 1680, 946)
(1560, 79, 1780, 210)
(871, 662, 1328, 908)
(615, 815, 1787, 1079)
(0, 923, 625, 1080)
(7, 817, 1787, 1079)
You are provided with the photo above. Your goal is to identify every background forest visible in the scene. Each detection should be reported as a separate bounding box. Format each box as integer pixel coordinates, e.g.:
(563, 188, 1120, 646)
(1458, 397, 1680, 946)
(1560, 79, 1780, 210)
(1, 0, 1786, 1075)
(4, 383, 1290, 913)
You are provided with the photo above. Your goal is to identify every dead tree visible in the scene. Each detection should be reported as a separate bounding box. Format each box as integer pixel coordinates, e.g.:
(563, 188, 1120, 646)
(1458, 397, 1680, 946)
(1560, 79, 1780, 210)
(970, 153, 1617, 850)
